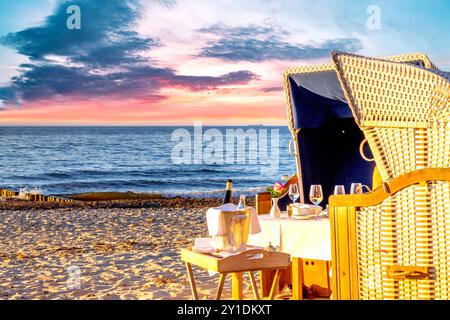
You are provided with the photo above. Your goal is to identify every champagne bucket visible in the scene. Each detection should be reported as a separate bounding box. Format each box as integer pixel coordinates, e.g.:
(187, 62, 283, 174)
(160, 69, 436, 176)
(213, 209, 251, 252)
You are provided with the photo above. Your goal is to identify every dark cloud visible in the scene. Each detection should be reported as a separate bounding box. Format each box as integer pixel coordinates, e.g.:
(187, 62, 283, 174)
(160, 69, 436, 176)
(2, 0, 147, 63)
(7, 64, 170, 102)
(0, 88, 14, 109)
(171, 71, 259, 91)
(198, 24, 363, 62)
(0, 0, 257, 106)
(197, 24, 289, 38)
(5, 63, 257, 103)
(71, 32, 159, 68)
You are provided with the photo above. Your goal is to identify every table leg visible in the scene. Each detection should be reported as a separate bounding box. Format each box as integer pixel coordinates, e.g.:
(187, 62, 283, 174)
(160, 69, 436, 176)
(259, 270, 274, 298)
(185, 262, 198, 300)
(326, 261, 332, 295)
(231, 272, 243, 300)
(292, 258, 304, 300)
(248, 271, 260, 300)
(216, 273, 227, 300)
(269, 269, 281, 300)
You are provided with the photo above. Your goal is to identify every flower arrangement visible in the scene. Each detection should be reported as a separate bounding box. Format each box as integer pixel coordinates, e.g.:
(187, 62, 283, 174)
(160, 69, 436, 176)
(266, 174, 293, 198)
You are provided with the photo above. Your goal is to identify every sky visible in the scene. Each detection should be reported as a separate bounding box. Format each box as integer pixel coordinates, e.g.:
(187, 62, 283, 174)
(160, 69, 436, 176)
(0, 0, 449, 125)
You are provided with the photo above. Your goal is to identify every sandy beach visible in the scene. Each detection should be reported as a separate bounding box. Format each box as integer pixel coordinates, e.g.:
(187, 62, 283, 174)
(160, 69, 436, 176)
(0, 197, 257, 300)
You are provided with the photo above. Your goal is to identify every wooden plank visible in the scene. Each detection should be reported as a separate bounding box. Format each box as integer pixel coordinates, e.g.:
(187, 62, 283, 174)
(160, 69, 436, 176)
(256, 192, 271, 215)
(181, 247, 290, 300)
(181, 248, 220, 272)
(232, 272, 243, 300)
(185, 262, 198, 300)
(181, 248, 290, 274)
(326, 261, 332, 294)
(329, 206, 338, 300)
(337, 206, 351, 299)
(278, 266, 291, 297)
(329, 168, 450, 207)
(216, 273, 227, 300)
(0, 188, 72, 203)
(347, 207, 359, 300)
(269, 269, 281, 300)
(329, 205, 359, 300)
(292, 257, 304, 300)
(259, 270, 274, 298)
(302, 259, 331, 298)
(217, 249, 290, 273)
(248, 271, 260, 300)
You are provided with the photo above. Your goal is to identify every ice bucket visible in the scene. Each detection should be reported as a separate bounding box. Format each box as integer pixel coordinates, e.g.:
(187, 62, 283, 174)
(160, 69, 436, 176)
(213, 209, 251, 253)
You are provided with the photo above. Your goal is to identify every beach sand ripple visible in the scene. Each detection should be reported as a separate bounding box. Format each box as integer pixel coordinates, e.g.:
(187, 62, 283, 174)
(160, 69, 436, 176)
(0, 198, 256, 300)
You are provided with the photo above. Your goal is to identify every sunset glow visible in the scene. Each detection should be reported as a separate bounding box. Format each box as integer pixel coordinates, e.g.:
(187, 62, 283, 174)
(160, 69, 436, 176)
(0, 0, 449, 125)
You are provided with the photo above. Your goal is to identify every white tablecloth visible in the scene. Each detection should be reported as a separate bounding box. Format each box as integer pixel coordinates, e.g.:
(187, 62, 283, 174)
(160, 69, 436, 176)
(248, 213, 331, 261)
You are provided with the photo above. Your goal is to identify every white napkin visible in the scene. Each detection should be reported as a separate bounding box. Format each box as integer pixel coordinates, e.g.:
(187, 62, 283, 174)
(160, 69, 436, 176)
(206, 203, 261, 237)
(192, 237, 216, 253)
(291, 203, 321, 216)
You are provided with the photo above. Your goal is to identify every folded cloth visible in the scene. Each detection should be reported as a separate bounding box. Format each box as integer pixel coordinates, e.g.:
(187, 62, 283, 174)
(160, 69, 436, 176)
(206, 203, 261, 237)
(291, 203, 322, 216)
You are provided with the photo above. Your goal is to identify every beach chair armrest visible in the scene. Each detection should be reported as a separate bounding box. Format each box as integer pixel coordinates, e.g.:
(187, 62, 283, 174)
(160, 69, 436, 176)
(330, 168, 450, 208)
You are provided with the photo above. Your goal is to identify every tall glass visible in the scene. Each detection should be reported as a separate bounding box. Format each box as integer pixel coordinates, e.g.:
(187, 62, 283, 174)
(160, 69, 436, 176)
(289, 184, 300, 204)
(350, 183, 371, 194)
(309, 185, 323, 220)
(350, 183, 363, 194)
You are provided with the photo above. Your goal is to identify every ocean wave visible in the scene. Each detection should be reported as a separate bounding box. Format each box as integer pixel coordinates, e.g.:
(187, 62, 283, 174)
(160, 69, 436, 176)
(0, 126, 296, 195)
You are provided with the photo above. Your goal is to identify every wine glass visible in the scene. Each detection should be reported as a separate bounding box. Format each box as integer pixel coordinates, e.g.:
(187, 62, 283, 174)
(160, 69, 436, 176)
(350, 183, 362, 194)
(334, 185, 345, 195)
(309, 185, 323, 220)
(289, 184, 300, 204)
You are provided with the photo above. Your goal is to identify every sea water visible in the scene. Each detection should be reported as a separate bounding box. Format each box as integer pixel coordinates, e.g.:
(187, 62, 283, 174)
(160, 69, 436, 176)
(0, 126, 296, 197)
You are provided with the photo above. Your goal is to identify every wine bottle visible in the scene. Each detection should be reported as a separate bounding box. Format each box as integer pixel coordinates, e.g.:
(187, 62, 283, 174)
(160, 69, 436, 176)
(222, 179, 233, 204)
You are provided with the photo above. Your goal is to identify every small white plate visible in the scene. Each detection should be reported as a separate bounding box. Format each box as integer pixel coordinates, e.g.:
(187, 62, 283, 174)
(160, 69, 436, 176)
(292, 214, 316, 220)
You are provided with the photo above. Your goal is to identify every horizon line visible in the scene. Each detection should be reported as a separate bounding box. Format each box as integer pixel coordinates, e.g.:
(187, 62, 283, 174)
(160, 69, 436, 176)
(0, 124, 288, 127)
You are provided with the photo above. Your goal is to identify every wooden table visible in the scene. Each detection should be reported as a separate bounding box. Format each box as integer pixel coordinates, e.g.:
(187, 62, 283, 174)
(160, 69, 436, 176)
(181, 247, 290, 300)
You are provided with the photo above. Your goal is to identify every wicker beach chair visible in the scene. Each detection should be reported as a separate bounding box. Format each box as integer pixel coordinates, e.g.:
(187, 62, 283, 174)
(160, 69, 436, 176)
(329, 52, 450, 299)
(282, 53, 438, 204)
